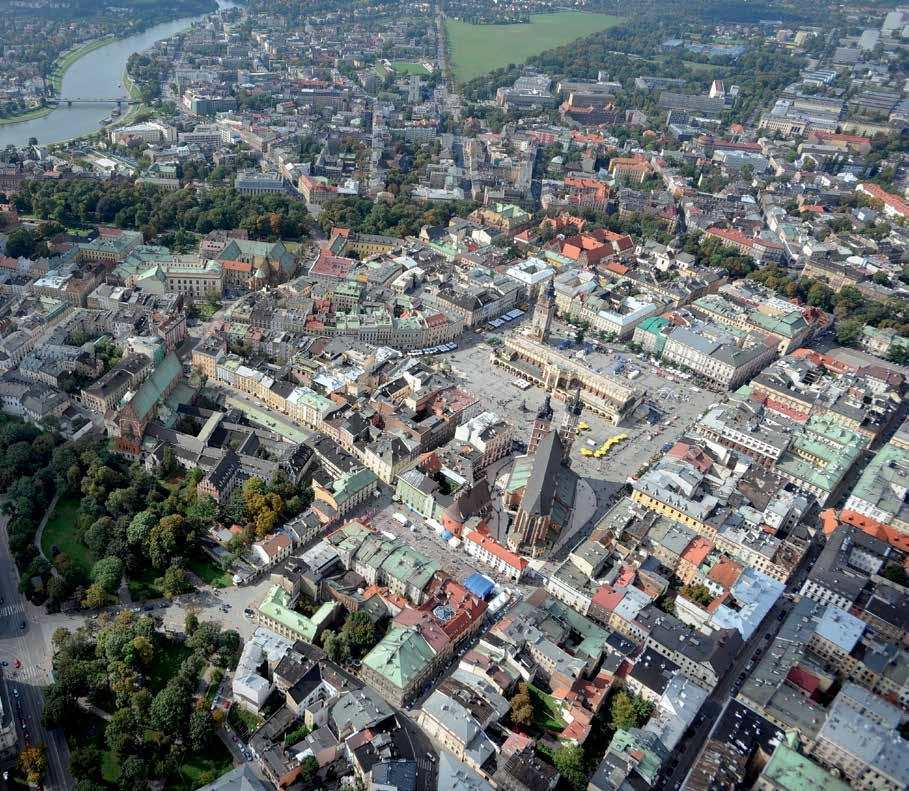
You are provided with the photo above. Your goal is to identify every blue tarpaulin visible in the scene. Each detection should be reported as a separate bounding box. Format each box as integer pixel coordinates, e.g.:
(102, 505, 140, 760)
(442, 530, 453, 541)
(464, 573, 495, 599)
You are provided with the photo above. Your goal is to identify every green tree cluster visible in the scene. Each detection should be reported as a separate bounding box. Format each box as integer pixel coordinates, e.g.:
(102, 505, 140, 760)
(13, 178, 312, 242)
(47, 610, 229, 787)
(317, 195, 477, 239)
(321, 611, 379, 663)
(609, 690, 655, 731)
(680, 583, 713, 607)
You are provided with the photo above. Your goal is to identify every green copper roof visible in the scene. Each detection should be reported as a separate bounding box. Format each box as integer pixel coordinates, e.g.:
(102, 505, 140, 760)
(636, 316, 669, 335)
(761, 743, 850, 791)
(361, 625, 435, 689)
(849, 442, 909, 521)
(258, 585, 335, 642)
(129, 351, 181, 419)
(332, 468, 378, 505)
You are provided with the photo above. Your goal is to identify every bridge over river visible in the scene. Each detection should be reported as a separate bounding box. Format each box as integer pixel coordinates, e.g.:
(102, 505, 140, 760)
(46, 97, 140, 106)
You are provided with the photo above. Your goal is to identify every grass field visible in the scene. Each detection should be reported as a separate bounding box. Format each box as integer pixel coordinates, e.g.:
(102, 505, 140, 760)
(446, 12, 623, 83)
(391, 60, 430, 75)
(177, 739, 233, 789)
(683, 60, 721, 72)
(188, 553, 232, 588)
(529, 684, 568, 733)
(41, 497, 95, 579)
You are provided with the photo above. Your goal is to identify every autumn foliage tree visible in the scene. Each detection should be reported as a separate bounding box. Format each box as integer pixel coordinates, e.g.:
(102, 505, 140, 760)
(510, 682, 535, 729)
(241, 477, 285, 538)
(19, 743, 47, 784)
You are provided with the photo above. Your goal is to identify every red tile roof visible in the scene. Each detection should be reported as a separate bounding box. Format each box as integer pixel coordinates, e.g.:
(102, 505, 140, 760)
(464, 530, 528, 571)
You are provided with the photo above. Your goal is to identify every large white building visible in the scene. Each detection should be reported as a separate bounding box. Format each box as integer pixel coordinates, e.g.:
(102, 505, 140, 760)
(232, 627, 294, 712)
(110, 121, 176, 145)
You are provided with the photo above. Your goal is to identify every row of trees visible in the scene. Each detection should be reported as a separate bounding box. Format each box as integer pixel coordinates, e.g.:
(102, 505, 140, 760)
(317, 194, 477, 239)
(12, 178, 313, 242)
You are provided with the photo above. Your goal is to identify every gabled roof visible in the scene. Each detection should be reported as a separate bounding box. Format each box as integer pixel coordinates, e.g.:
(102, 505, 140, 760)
(128, 351, 181, 420)
(520, 430, 565, 517)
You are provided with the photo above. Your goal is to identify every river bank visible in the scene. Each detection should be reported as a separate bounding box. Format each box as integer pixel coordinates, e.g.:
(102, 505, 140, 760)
(50, 35, 118, 93)
(0, 0, 235, 148)
(0, 35, 118, 127)
(113, 67, 148, 129)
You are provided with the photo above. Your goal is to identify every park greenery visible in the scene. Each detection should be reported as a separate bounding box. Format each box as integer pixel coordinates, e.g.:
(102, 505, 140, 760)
(0, 413, 311, 609)
(12, 178, 313, 242)
(44, 611, 238, 789)
(318, 194, 477, 238)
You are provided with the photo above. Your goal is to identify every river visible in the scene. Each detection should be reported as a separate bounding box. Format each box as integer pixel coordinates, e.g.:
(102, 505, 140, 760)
(0, 0, 236, 149)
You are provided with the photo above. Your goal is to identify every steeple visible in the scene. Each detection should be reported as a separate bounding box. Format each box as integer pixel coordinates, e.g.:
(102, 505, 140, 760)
(537, 394, 553, 421)
(558, 388, 582, 459)
(529, 394, 554, 454)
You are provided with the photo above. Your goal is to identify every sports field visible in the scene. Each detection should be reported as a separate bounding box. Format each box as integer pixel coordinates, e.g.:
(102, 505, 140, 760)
(391, 61, 431, 75)
(446, 12, 623, 83)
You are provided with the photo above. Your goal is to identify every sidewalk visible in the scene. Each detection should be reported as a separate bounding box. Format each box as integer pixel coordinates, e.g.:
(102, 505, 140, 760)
(33, 492, 60, 575)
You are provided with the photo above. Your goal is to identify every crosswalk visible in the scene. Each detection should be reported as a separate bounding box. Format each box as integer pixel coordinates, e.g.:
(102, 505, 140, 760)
(9, 665, 43, 684)
(0, 603, 23, 618)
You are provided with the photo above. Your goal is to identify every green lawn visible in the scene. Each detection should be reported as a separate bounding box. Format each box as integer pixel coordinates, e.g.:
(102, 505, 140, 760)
(127, 566, 164, 601)
(147, 640, 192, 694)
(229, 703, 264, 738)
(446, 12, 623, 82)
(683, 60, 721, 73)
(178, 739, 234, 789)
(529, 684, 568, 733)
(101, 749, 121, 783)
(188, 553, 232, 589)
(391, 60, 430, 75)
(0, 105, 54, 126)
(41, 496, 96, 580)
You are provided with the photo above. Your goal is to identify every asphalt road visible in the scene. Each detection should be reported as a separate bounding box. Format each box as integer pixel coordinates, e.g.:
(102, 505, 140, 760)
(0, 517, 72, 790)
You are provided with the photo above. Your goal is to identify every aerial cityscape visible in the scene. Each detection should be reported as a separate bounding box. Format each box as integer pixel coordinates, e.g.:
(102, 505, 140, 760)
(0, 0, 906, 789)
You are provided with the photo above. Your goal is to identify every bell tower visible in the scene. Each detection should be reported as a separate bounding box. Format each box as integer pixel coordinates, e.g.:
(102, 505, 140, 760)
(558, 389, 583, 460)
(528, 395, 554, 454)
(530, 279, 556, 342)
